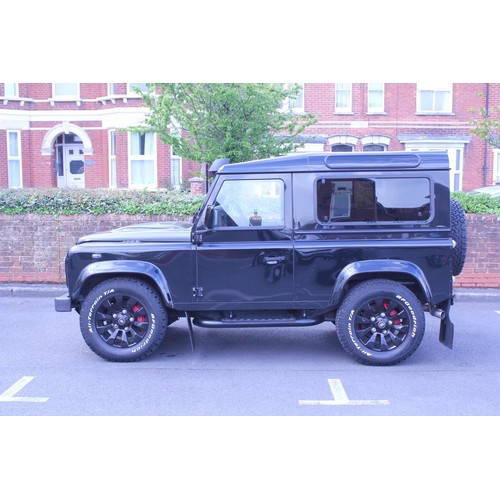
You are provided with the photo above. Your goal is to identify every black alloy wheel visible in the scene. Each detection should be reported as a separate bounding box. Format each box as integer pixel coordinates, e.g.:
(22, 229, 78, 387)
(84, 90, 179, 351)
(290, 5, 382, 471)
(79, 278, 168, 362)
(335, 279, 425, 366)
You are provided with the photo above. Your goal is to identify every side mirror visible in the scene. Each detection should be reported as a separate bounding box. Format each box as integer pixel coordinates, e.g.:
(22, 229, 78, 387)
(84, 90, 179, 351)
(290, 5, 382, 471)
(204, 205, 215, 229)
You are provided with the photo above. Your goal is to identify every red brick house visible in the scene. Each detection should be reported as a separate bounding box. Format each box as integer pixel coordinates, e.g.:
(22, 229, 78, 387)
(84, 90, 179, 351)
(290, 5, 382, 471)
(0, 83, 201, 191)
(1, 82, 499, 193)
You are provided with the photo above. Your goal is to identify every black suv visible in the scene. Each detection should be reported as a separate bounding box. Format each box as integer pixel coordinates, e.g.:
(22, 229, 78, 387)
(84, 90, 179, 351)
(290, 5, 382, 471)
(55, 151, 467, 365)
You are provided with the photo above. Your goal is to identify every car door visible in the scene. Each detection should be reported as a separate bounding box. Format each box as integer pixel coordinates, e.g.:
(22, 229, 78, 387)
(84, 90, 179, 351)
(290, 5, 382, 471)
(194, 174, 294, 308)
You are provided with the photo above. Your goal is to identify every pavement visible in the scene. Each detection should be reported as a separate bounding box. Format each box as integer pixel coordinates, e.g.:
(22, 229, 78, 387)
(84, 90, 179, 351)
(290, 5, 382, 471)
(0, 282, 499, 302)
(0, 283, 67, 298)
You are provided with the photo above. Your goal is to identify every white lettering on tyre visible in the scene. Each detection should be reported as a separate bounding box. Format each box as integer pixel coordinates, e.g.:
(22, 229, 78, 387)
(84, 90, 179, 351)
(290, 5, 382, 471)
(348, 308, 372, 357)
(87, 289, 114, 335)
(131, 313, 155, 353)
(396, 294, 417, 337)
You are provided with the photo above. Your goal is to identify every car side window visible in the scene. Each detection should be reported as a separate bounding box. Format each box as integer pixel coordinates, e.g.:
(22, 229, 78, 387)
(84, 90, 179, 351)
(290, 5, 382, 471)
(212, 179, 285, 228)
(316, 177, 431, 223)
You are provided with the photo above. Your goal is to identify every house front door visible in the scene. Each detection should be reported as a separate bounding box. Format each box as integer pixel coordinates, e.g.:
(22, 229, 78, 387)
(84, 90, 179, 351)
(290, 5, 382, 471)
(63, 144, 85, 188)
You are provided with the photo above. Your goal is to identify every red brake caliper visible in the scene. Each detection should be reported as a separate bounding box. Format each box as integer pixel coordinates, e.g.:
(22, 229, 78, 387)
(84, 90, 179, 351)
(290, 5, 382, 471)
(384, 301, 401, 324)
(131, 304, 146, 323)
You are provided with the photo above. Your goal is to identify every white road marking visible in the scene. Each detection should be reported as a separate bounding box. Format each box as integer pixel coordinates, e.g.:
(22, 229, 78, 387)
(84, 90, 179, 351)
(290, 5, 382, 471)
(299, 378, 390, 406)
(0, 376, 49, 403)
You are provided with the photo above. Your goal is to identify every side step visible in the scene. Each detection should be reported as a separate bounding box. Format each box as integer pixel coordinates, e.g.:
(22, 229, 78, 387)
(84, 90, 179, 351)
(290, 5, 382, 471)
(192, 312, 323, 329)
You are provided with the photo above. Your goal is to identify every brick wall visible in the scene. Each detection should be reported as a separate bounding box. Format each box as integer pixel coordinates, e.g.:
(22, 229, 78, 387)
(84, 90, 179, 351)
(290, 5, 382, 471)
(0, 213, 188, 283)
(454, 214, 500, 288)
(0, 213, 498, 288)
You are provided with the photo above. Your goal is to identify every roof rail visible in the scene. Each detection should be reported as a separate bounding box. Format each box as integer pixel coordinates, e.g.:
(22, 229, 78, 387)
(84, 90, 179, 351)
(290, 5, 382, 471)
(324, 152, 422, 169)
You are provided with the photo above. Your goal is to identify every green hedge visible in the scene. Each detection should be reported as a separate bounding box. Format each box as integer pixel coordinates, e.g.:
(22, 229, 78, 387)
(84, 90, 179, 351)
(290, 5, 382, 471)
(451, 192, 500, 215)
(0, 188, 498, 216)
(0, 188, 205, 216)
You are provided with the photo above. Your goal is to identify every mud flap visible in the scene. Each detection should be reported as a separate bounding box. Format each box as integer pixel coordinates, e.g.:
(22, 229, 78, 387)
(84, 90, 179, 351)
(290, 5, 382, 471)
(439, 300, 454, 349)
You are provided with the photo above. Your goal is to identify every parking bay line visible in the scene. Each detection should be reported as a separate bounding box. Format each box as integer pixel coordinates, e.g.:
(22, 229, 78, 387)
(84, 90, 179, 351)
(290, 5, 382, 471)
(298, 378, 390, 406)
(0, 376, 49, 403)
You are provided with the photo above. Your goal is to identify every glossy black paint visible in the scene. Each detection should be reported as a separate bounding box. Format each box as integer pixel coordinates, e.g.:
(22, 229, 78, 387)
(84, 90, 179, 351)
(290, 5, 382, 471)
(215, 150, 449, 174)
(57, 152, 455, 343)
(65, 227, 196, 307)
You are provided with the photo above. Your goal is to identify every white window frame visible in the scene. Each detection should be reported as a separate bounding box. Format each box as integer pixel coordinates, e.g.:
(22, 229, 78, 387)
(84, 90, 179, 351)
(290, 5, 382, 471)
(127, 83, 148, 96)
(128, 131, 157, 189)
(282, 83, 304, 113)
(7, 130, 22, 188)
(367, 83, 384, 113)
(335, 83, 352, 113)
(4, 83, 18, 98)
(52, 83, 80, 100)
(107, 83, 116, 96)
(170, 129, 182, 188)
(494, 149, 500, 184)
(407, 146, 464, 192)
(170, 155, 182, 188)
(417, 83, 453, 113)
(109, 130, 117, 188)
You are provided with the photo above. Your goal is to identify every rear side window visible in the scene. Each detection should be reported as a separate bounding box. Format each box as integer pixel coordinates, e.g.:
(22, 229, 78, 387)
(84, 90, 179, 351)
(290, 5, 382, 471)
(316, 177, 431, 223)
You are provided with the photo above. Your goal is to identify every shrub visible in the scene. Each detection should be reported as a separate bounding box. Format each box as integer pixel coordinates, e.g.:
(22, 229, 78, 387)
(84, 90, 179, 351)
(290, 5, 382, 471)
(1, 188, 499, 216)
(451, 191, 500, 215)
(0, 188, 205, 216)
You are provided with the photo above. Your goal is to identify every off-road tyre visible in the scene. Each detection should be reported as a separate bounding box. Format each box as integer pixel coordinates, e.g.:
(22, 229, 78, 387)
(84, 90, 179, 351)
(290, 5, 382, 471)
(450, 198, 467, 276)
(79, 277, 168, 362)
(335, 279, 425, 366)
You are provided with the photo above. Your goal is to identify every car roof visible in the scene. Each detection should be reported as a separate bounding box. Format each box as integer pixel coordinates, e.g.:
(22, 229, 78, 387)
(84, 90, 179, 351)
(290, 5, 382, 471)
(215, 151, 450, 175)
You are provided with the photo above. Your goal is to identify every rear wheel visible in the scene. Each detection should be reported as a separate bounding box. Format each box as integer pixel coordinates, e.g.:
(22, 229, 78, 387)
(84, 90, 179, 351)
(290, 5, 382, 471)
(80, 277, 168, 362)
(335, 280, 425, 366)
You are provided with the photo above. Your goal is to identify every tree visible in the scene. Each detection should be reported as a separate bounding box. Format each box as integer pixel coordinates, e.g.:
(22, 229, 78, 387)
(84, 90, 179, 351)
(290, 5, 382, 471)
(135, 83, 318, 164)
(469, 98, 500, 148)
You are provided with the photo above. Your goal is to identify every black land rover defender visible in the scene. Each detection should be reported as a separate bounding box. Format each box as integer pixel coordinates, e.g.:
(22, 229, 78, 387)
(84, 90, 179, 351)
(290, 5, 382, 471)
(55, 151, 467, 365)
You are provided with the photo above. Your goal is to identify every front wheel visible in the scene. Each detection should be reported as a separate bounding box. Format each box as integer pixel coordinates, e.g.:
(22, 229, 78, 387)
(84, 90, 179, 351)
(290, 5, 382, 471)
(335, 280, 425, 366)
(80, 278, 168, 362)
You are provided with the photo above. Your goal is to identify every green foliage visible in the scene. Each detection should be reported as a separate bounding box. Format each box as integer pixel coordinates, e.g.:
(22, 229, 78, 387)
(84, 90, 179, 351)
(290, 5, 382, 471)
(0, 188, 204, 216)
(4, 189, 497, 217)
(451, 191, 500, 215)
(134, 83, 318, 164)
(469, 96, 500, 147)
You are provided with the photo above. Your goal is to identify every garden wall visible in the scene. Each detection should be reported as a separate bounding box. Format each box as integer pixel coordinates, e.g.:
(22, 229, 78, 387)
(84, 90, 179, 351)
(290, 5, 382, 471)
(453, 214, 500, 288)
(0, 214, 187, 283)
(0, 213, 499, 288)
